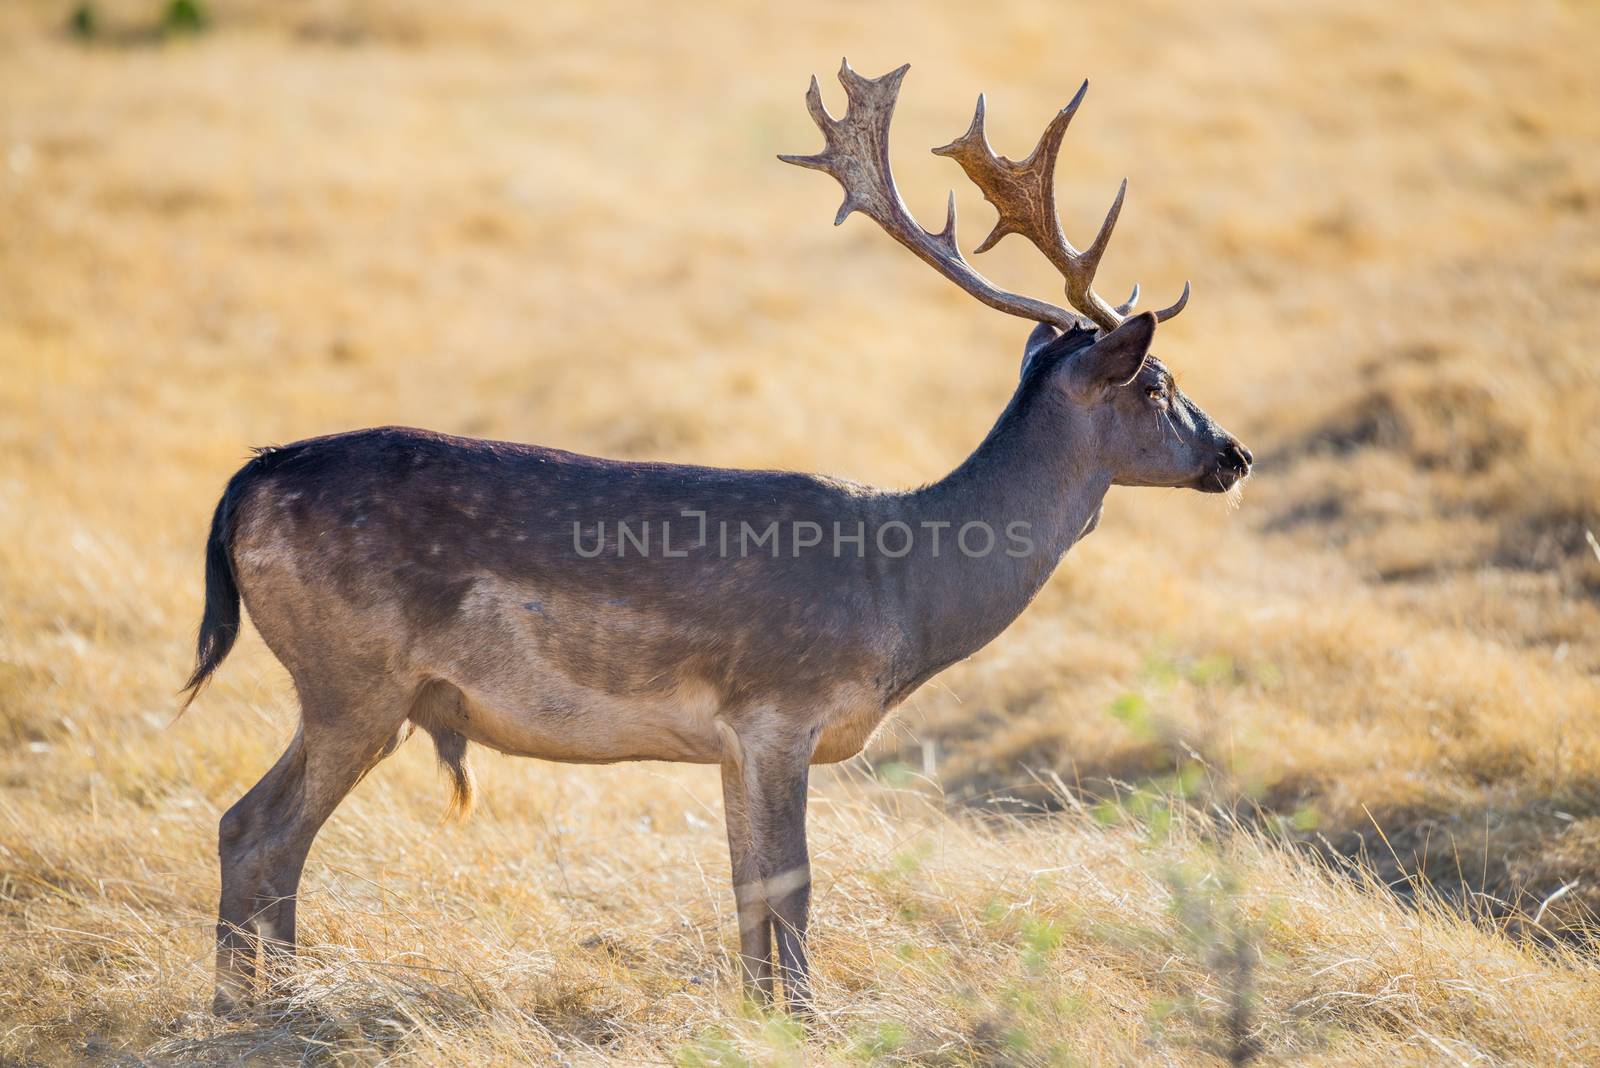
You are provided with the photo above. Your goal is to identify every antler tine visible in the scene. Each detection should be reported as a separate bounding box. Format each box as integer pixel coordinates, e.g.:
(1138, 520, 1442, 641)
(1115, 283, 1140, 316)
(933, 80, 1189, 330)
(1151, 280, 1190, 322)
(780, 60, 1085, 334)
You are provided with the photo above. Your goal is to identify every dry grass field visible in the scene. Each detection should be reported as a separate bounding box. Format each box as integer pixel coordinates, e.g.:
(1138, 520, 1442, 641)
(3, 0, 1600, 1063)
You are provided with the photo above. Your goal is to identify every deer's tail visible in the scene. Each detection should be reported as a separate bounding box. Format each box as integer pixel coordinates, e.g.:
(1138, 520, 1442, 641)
(179, 458, 256, 710)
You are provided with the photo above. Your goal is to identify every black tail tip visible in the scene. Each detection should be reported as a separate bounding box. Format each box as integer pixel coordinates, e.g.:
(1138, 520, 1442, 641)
(178, 624, 238, 712)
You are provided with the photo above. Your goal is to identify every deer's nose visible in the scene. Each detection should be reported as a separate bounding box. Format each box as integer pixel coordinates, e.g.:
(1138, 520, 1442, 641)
(1221, 441, 1253, 472)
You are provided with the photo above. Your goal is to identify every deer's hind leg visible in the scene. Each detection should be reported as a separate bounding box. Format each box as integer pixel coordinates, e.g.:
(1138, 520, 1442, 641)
(213, 676, 411, 1015)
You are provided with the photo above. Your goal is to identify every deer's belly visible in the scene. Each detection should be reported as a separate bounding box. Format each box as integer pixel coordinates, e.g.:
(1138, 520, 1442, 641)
(436, 660, 891, 767)
(446, 671, 728, 764)
(416, 579, 895, 765)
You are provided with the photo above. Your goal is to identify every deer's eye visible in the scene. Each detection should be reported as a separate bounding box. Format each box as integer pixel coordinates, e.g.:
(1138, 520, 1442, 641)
(1146, 386, 1167, 404)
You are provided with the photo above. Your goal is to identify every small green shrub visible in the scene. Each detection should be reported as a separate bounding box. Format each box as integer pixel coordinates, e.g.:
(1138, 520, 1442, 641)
(161, 0, 208, 35)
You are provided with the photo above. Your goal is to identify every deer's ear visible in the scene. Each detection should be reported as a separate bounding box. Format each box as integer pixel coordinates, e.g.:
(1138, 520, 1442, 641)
(1064, 312, 1156, 397)
(1020, 322, 1060, 377)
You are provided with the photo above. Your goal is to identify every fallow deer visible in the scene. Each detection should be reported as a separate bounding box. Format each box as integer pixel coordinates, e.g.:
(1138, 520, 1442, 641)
(183, 61, 1250, 1017)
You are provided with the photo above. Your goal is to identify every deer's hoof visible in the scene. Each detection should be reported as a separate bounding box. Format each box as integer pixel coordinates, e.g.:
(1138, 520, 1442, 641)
(211, 986, 251, 1019)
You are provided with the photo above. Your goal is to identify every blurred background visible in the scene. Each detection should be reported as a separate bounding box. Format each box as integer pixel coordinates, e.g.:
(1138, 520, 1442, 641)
(2, 1, 1598, 1063)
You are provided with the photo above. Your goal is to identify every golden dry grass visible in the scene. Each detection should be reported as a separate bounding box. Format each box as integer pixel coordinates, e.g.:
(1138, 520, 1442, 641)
(2, 0, 1599, 1063)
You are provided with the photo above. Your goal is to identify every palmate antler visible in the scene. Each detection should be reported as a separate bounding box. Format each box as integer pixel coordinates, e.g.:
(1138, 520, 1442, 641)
(780, 61, 1189, 333)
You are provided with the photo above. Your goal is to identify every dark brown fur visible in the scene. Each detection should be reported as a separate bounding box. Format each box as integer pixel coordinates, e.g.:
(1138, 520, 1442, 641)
(187, 317, 1249, 1015)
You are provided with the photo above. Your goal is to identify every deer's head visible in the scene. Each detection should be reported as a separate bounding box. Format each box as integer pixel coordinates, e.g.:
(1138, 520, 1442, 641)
(1020, 316, 1252, 493)
(782, 61, 1251, 495)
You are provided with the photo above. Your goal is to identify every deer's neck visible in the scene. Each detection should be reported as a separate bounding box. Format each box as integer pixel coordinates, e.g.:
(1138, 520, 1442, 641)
(891, 378, 1108, 689)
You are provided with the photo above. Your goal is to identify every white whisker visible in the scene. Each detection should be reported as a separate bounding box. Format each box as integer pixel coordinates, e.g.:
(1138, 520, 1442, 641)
(1225, 476, 1247, 511)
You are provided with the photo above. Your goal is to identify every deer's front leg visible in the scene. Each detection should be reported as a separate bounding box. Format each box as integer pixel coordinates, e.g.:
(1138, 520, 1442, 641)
(719, 721, 816, 1015)
(720, 757, 774, 1002)
(743, 735, 814, 1015)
